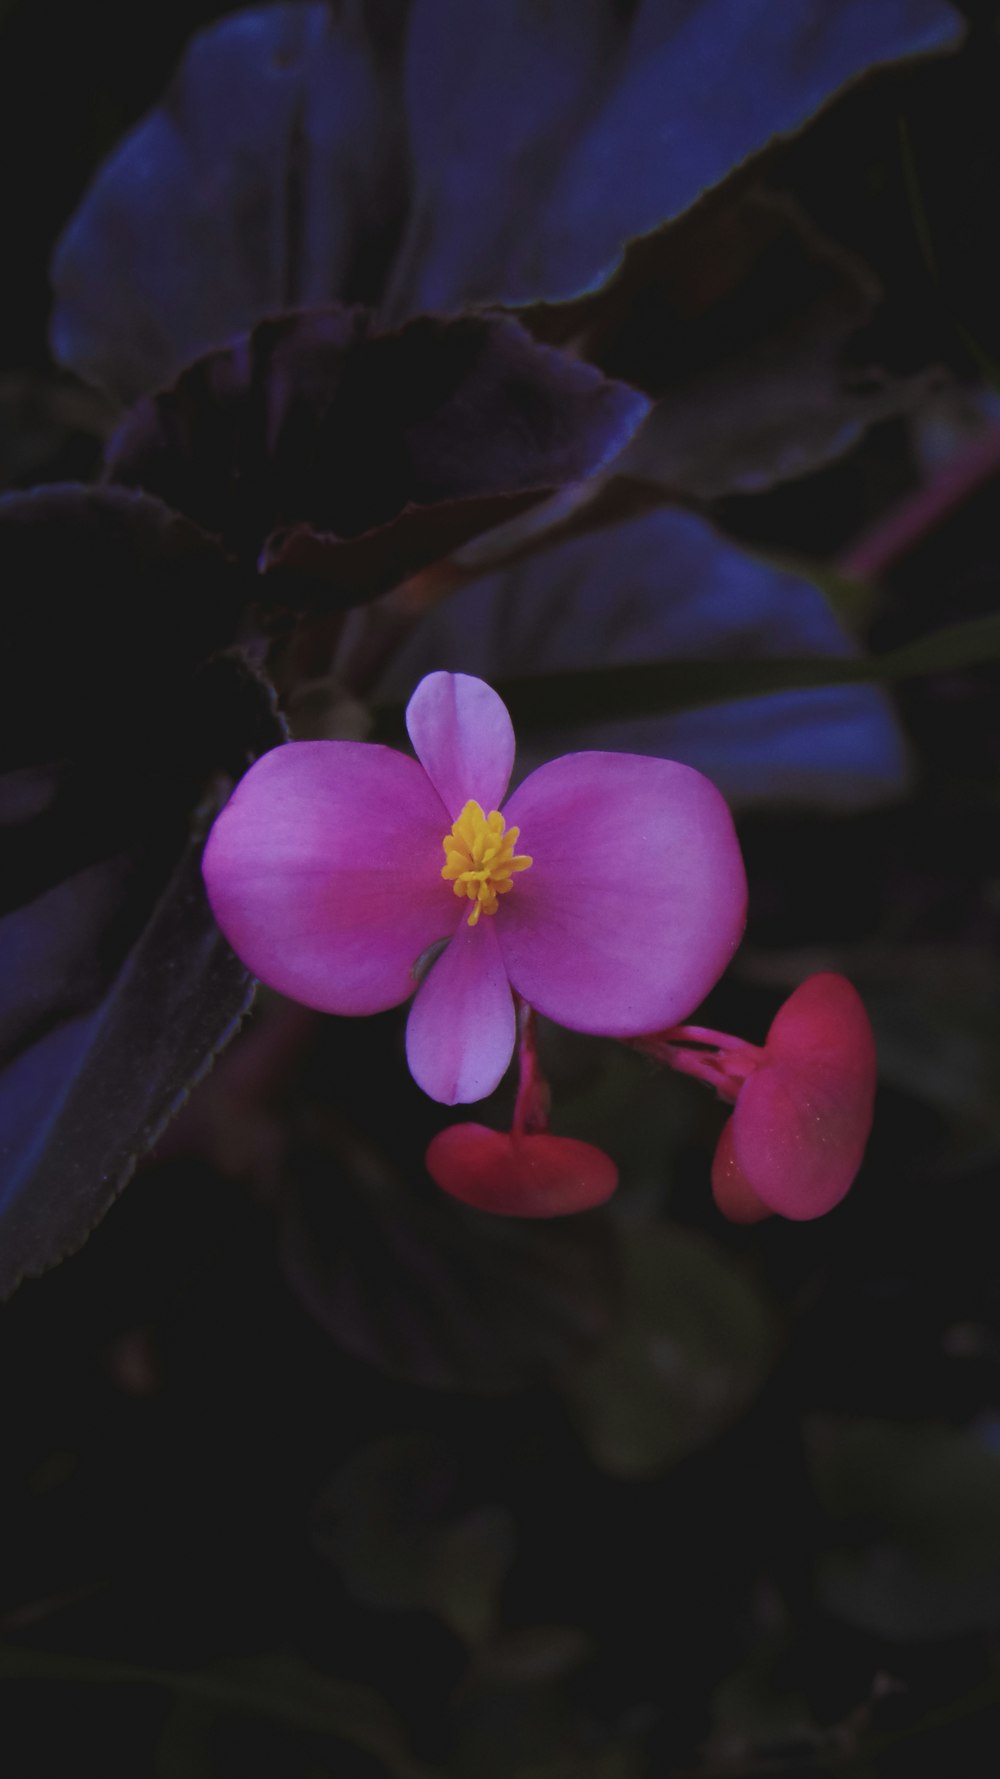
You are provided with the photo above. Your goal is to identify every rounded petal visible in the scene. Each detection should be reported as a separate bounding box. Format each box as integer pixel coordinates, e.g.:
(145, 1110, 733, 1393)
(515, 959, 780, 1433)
(498, 753, 746, 1035)
(426, 1124, 619, 1218)
(405, 672, 515, 818)
(711, 1121, 774, 1225)
(730, 974, 877, 1220)
(202, 740, 453, 1015)
(406, 916, 515, 1105)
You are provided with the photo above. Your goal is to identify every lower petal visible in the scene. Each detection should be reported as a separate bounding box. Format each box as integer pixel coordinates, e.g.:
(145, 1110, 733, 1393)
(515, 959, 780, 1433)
(426, 1124, 619, 1218)
(499, 752, 746, 1035)
(711, 1120, 773, 1225)
(203, 740, 452, 1014)
(406, 917, 515, 1105)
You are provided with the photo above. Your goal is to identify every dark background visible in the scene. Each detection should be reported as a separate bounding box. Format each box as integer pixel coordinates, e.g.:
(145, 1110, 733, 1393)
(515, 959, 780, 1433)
(3, 4, 1000, 1776)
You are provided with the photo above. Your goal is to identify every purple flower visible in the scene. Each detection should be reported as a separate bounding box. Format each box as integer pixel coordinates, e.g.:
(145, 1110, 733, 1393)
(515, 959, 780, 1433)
(203, 672, 747, 1104)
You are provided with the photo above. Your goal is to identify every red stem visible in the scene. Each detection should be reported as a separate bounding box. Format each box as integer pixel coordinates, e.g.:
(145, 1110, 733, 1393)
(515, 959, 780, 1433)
(839, 421, 1000, 581)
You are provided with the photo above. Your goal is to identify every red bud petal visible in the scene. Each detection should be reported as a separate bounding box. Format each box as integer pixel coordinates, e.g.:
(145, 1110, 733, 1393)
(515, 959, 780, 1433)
(426, 1124, 618, 1218)
(730, 973, 876, 1220)
(711, 1119, 774, 1224)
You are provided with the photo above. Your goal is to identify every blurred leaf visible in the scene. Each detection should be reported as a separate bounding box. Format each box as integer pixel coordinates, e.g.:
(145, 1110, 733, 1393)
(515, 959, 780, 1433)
(313, 1434, 515, 1646)
(376, 507, 907, 813)
(467, 606, 1000, 732)
(0, 484, 278, 1296)
(808, 1417, 1000, 1639)
(562, 1221, 779, 1478)
(0, 371, 114, 491)
(0, 1646, 434, 1778)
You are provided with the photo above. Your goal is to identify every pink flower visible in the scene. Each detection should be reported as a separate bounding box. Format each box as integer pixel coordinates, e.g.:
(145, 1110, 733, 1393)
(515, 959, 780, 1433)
(202, 672, 747, 1104)
(641, 974, 877, 1222)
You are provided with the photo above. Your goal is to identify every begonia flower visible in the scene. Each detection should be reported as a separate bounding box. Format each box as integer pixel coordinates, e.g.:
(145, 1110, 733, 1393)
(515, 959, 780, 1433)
(639, 974, 877, 1221)
(202, 672, 747, 1106)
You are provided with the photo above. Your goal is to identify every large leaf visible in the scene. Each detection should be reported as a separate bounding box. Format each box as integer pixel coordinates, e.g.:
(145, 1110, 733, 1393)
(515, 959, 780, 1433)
(374, 506, 909, 812)
(105, 308, 647, 604)
(0, 486, 280, 1297)
(51, 1, 962, 404)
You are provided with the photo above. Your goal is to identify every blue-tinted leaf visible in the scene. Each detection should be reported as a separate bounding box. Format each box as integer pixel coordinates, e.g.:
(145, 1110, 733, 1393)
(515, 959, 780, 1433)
(51, 0, 962, 404)
(52, 2, 412, 403)
(0, 486, 280, 1297)
(105, 308, 648, 602)
(374, 507, 911, 812)
(388, 0, 962, 315)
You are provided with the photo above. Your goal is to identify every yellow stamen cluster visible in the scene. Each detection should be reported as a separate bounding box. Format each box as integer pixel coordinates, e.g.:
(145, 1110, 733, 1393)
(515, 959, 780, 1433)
(441, 800, 532, 926)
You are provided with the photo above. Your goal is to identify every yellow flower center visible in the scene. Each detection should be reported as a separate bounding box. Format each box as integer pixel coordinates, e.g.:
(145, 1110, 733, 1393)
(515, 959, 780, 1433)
(441, 800, 533, 927)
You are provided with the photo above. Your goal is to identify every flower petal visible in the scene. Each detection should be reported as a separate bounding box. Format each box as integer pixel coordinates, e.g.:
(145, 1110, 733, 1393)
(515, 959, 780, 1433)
(405, 672, 515, 818)
(499, 752, 746, 1035)
(710, 1120, 774, 1225)
(730, 974, 877, 1219)
(406, 917, 515, 1104)
(203, 740, 453, 1015)
(426, 1124, 618, 1218)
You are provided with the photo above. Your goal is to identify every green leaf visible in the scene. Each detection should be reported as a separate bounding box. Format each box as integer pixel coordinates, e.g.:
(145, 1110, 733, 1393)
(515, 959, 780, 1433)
(808, 1417, 1000, 1640)
(313, 1435, 515, 1646)
(0, 1647, 435, 1779)
(562, 1221, 779, 1478)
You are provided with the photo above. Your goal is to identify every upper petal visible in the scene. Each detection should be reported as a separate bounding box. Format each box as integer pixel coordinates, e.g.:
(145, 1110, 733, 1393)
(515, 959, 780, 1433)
(498, 752, 746, 1035)
(406, 916, 515, 1104)
(405, 672, 515, 818)
(203, 740, 454, 1015)
(730, 974, 877, 1219)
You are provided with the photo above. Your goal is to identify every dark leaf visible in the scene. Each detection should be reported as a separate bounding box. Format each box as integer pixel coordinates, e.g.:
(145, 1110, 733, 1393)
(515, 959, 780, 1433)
(0, 1646, 433, 1778)
(51, 1, 963, 404)
(106, 309, 648, 604)
(577, 188, 947, 498)
(0, 486, 280, 1297)
(277, 1012, 619, 1393)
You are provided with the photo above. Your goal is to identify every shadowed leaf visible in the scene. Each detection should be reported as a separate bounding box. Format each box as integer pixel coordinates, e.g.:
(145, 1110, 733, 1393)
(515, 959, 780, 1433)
(0, 485, 280, 1297)
(106, 309, 647, 605)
